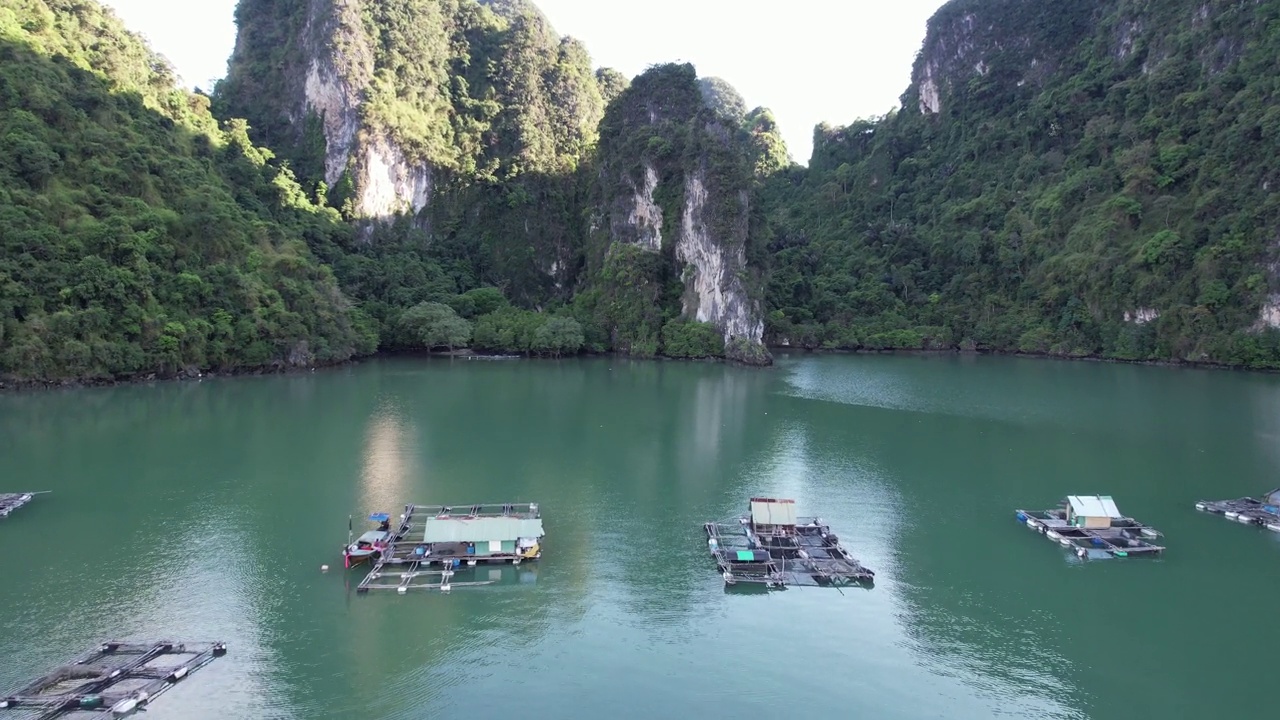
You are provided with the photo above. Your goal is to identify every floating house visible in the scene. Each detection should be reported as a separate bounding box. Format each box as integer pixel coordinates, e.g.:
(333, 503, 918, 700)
(352, 503, 544, 594)
(1196, 488, 1280, 532)
(0, 640, 226, 719)
(421, 513, 544, 560)
(1065, 495, 1124, 529)
(1016, 495, 1165, 559)
(703, 497, 875, 589)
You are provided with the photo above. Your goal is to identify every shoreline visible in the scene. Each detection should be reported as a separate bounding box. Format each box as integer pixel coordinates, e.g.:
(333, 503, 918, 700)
(769, 344, 1280, 374)
(2, 344, 1276, 393)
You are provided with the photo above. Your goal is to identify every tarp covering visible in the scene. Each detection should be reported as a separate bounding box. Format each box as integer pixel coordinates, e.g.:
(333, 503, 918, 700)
(1067, 495, 1123, 519)
(1263, 488, 1280, 506)
(423, 516, 544, 544)
(750, 498, 797, 527)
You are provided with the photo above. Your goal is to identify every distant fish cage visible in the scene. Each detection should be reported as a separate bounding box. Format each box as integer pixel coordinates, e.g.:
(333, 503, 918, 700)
(1196, 490, 1280, 533)
(0, 493, 38, 519)
(0, 640, 226, 718)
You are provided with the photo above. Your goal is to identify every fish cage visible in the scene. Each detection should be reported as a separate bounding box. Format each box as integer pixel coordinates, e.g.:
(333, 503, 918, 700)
(0, 493, 39, 519)
(1196, 489, 1280, 533)
(1016, 496, 1165, 559)
(0, 640, 226, 719)
(703, 498, 875, 589)
(350, 502, 544, 594)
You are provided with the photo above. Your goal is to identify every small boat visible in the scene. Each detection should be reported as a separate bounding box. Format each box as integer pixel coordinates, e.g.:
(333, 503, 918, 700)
(342, 513, 393, 568)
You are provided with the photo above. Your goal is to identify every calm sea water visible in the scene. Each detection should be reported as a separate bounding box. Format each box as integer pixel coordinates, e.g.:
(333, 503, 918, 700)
(2, 354, 1279, 719)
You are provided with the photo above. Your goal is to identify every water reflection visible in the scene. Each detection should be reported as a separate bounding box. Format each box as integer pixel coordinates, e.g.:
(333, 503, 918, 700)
(771, 372, 1083, 719)
(1250, 375, 1280, 473)
(358, 401, 419, 515)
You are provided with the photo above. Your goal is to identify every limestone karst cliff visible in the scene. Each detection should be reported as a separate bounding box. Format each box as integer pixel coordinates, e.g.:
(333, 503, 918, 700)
(220, 3, 781, 363)
(581, 64, 777, 364)
(768, 0, 1280, 366)
(8, 0, 1279, 383)
(217, 0, 603, 220)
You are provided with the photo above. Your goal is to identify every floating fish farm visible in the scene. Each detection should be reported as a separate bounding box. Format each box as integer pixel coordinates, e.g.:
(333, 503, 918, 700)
(703, 498, 875, 589)
(353, 502, 544, 594)
(1195, 489, 1280, 532)
(0, 640, 226, 719)
(0, 493, 37, 519)
(1016, 495, 1165, 559)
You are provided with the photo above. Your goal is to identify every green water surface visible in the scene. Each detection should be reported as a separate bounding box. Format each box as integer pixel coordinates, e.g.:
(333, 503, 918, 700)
(1, 354, 1278, 719)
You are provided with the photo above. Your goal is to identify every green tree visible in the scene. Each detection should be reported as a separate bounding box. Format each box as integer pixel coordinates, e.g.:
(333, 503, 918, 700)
(397, 302, 472, 351)
(532, 316, 584, 357)
(661, 320, 725, 358)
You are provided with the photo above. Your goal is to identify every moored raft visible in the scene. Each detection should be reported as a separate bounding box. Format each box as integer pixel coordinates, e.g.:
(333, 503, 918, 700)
(351, 502, 544, 594)
(0, 640, 226, 719)
(1016, 495, 1165, 559)
(0, 492, 38, 519)
(1196, 489, 1280, 532)
(704, 497, 875, 589)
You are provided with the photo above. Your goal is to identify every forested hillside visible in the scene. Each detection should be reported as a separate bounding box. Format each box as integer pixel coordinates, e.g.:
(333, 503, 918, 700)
(0, 0, 375, 384)
(764, 0, 1280, 367)
(218, 0, 784, 364)
(6, 0, 1280, 385)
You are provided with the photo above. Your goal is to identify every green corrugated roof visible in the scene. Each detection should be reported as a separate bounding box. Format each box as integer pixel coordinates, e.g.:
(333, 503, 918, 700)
(423, 516, 544, 543)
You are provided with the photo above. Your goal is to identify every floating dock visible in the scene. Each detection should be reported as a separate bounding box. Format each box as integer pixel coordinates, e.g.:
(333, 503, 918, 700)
(0, 640, 226, 719)
(352, 502, 543, 594)
(1196, 489, 1280, 532)
(0, 493, 37, 519)
(1016, 495, 1165, 559)
(703, 498, 875, 589)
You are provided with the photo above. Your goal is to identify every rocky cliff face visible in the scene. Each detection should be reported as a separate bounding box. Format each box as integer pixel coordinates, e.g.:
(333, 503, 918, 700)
(586, 64, 773, 364)
(221, 0, 434, 219)
(907, 0, 1098, 116)
(218, 3, 782, 362)
(219, 0, 602, 222)
(677, 167, 762, 345)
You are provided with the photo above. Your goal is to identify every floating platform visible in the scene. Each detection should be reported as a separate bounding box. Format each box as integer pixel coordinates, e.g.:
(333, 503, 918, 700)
(1016, 495, 1165, 559)
(703, 498, 874, 589)
(1196, 489, 1280, 533)
(0, 640, 226, 719)
(0, 493, 38, 519)
(350, 503, 543, 594)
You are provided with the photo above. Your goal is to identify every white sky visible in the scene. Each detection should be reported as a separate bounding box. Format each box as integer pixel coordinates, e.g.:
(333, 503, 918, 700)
(100, 0, 945, 164)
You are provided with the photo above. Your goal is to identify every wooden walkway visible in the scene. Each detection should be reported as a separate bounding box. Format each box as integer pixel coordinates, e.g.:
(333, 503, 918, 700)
(0, 640, 226, 719)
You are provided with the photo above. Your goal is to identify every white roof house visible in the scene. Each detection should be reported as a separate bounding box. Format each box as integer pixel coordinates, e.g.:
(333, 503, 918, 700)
(1066, 495, 1124, 528)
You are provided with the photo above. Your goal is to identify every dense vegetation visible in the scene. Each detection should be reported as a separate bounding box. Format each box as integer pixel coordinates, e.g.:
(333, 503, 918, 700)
(218, 0, 608, 206)
(217, 0, 616, 349)
(9, 0, 1279, 384)
(763, 0, 1280, 367)
(0, 0, 376, 383)
(221, 1, 782, 364)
